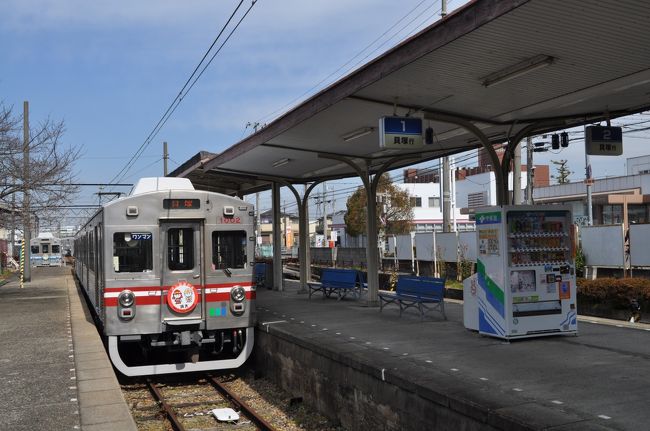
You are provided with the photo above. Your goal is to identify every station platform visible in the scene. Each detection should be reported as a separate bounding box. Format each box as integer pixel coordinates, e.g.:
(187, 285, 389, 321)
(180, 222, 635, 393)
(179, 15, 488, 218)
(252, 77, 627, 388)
(255, 281, 650, 430)
(0, 267, 136, 431)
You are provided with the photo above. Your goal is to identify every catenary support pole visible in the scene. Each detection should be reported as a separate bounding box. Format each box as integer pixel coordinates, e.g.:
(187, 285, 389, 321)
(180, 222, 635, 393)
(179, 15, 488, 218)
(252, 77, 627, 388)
(272, 183, 283, 291)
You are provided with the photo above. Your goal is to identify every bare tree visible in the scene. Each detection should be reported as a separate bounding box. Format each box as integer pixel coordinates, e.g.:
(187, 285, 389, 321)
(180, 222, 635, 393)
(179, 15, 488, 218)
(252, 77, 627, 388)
(0, 102, 81, 233)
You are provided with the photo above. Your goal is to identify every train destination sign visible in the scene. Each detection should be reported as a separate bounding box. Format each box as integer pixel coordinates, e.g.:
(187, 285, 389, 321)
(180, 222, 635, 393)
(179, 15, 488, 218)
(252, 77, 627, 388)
(585, 126, 623, 156)
(379, 116, 423, 149)
(163, 198, 201, 209)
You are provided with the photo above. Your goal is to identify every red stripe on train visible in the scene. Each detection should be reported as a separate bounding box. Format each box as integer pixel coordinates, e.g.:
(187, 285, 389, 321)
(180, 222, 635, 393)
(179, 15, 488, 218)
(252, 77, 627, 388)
(104, 291, 255, 307)
(105, 282, 253, 293)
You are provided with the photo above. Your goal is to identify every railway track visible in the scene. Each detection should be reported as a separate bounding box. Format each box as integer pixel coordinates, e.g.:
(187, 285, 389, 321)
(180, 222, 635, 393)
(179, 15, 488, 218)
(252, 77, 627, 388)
(122, 373, 275, 431)
(122, 372, 345, 431)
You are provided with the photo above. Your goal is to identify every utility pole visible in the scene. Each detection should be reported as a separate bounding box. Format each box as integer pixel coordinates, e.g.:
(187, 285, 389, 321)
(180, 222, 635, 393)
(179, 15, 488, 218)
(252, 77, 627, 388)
(10, 177, 16, 259)
(513, 140, 522, 204)
(163, 141, 169, 176)
(450, 156, 457, 231)
(321, 182, 328, 245)
(584, 125, 593, 225)
(525, 136, 534, 204)
(255, 192, 261, 254)
(442, 157, 451, 232)
(23, 101, 31, 283)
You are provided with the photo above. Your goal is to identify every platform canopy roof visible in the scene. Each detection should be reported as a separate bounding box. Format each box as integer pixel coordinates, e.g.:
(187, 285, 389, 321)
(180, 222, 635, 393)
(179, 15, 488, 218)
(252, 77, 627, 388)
(172, 0, 650, 196)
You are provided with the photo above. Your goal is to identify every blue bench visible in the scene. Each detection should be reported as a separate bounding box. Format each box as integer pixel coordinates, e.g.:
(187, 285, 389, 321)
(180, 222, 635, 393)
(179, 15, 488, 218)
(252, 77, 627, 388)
(378, 275, 446, 320)
(253, 263, 267, 289)
(308, 268, 361, 300)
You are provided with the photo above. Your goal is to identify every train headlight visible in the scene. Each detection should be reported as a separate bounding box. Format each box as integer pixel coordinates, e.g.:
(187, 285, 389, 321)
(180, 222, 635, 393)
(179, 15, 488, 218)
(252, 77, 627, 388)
(230, 286, 246, 303)
(118, 290, 135, 307)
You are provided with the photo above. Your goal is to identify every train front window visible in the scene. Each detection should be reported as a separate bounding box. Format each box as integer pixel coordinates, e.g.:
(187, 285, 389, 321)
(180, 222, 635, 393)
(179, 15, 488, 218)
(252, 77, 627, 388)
(167, 228, 194, 271)
(52, 245, 60, 253)
(31, 245, 39, 254)
(212, 231, 247, 270)
(113, 232, 153, 272)
(42, 244, 50, 253)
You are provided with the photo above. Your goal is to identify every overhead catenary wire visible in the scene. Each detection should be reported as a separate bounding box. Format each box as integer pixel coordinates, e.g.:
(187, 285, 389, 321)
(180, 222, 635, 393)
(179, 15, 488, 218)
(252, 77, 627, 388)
(250, 0, 447, 129)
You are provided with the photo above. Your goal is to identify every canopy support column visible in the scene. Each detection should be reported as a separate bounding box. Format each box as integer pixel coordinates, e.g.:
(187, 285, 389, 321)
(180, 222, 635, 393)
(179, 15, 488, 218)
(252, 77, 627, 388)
(284, 181, 321, 293)
(318, 154, 420, 306)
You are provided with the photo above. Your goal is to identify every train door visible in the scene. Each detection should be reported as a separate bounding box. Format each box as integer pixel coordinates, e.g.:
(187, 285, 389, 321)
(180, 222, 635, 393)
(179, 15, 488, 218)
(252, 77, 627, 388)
(160, 222, 204, 323)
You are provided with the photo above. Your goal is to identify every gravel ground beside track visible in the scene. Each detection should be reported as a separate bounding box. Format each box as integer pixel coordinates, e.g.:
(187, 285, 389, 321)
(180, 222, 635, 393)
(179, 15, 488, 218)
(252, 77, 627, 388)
(121, 372, 346, 431)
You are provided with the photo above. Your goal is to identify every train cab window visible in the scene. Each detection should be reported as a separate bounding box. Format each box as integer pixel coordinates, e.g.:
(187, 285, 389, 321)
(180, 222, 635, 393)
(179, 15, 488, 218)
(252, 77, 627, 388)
(167, 228, 194, 271)
(42, 244, 50, 253)
(52, 245, 60, 254)
(212, 231, 247, 270)
(113, 232, 153, 272)
(31, 245, 39, 254)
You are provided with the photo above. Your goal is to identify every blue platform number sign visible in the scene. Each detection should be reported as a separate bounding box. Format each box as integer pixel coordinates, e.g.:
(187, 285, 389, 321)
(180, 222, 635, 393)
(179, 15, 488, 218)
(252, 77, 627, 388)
(379, 116, 423, 149)
(585, 126, 623, 156)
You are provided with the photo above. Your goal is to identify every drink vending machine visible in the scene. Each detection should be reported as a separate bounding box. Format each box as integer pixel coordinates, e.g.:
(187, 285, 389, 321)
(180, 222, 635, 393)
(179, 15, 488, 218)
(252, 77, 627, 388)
(464, 205, 578, 339)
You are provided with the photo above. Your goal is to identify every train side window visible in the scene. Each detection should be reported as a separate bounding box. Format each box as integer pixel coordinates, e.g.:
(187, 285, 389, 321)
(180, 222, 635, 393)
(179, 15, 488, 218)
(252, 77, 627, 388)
(212, 231, 246, 270)
(31, 245, 39, 254)
(52, 245, 60, 254)
(167, 228, 194, 271)
(113, 232, 153, 272)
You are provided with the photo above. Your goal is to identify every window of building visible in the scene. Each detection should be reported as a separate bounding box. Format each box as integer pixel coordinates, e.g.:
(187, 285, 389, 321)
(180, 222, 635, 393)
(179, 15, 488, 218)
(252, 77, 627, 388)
(212, 231, 247, 270)
(428, 197, 440, 208)
(410, 197, 422, 207)
(113, 232, 153, 272)
(628, 204, 648, 224)
(167, 228, 194, 271)
(602, 204, 623, 224)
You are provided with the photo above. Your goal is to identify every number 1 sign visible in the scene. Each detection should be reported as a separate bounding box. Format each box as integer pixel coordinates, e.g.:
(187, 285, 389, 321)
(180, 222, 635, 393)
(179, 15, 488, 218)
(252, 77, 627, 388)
(379, 116, 423, 149)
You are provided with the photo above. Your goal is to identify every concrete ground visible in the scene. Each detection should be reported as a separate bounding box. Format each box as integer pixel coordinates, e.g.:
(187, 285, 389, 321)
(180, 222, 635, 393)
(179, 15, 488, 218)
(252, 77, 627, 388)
(0, 267, 136, 431)
(257, 281, 650, 430)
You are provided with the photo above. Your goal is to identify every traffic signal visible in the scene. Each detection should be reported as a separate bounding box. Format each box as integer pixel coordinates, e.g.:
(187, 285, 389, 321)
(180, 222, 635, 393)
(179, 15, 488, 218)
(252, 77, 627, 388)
(551, 133, 560, 150)
(560, 131, 569, 147)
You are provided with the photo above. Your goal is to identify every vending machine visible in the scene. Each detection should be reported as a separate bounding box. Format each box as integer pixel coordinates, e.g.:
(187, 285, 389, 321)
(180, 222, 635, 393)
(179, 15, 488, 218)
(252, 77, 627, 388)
(468, 205, 578, 339)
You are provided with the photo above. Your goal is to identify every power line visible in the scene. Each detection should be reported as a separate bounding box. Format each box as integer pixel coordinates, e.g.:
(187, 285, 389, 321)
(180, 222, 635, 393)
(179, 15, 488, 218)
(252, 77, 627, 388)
(108, 0, 256, 186)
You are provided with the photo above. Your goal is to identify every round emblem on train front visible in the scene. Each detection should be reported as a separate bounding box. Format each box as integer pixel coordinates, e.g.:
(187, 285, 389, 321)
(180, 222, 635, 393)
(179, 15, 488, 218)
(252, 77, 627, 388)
(167, 282, 198, 314)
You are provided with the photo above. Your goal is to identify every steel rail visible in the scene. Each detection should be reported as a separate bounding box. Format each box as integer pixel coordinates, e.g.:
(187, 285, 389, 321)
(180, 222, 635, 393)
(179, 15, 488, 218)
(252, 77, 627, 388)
(207, 375, 277, 431)
(146, 379, 186, 431)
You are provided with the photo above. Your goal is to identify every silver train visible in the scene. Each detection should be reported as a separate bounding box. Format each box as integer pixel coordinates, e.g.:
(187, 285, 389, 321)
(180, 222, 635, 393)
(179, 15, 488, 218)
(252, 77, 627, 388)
(30, 233, 63, 267)
(74, 177, 256, 376)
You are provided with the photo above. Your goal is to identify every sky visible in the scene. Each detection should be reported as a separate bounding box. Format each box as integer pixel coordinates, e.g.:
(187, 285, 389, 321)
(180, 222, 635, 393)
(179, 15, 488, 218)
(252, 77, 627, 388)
(2, 0, 649, 226)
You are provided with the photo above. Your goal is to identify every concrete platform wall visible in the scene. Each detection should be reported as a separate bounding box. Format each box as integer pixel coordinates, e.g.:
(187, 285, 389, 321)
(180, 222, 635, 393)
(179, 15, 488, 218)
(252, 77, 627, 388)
(253, 326, 498, 431)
